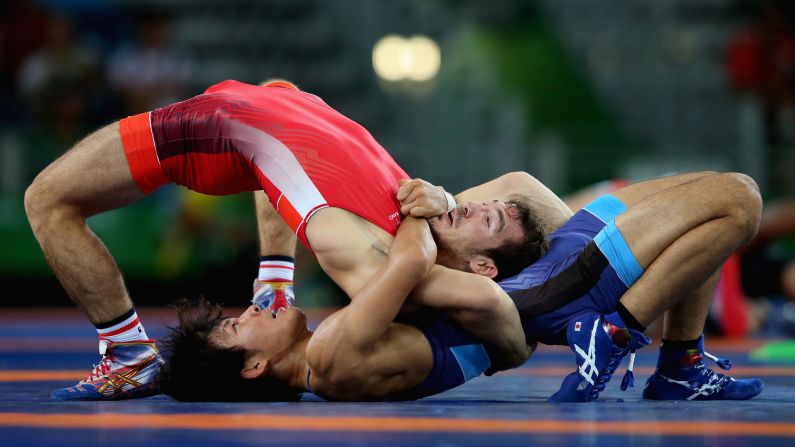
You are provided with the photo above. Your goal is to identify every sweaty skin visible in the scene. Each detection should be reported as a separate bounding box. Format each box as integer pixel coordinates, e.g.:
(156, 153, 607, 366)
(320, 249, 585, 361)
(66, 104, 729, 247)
(217, 217, 439, 401)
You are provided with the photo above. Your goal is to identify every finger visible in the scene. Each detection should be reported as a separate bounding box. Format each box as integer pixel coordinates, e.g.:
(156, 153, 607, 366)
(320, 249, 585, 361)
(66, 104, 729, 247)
(396, 181, 419, 202)
(400, 200, 419, 216)
(396, 184, 412, 201)
(399, 188, 421, 207)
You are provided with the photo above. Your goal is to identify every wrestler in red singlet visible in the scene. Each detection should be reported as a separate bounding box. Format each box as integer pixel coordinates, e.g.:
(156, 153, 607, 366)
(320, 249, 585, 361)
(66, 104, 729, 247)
(119, 80, 408, 248)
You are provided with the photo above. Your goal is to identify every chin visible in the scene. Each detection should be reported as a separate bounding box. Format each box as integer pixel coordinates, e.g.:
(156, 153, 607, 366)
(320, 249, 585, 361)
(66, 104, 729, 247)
(283, 307, 308, 327)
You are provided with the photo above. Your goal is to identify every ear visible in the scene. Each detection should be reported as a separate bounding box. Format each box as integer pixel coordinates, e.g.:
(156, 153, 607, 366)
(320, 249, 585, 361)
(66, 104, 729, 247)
(467, 255, 498, 279)
(240, 357, 270, 380)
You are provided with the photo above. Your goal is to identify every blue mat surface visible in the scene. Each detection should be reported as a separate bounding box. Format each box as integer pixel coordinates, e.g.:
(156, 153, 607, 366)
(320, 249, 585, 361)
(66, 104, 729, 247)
(1, 308, 794, 447)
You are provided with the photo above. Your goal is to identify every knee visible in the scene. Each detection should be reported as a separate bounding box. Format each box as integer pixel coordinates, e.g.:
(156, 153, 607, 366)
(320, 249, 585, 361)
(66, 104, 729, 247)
(24, 175, 71, 237)
(722, 172, 762, 238)
(25, 177, 46, 228)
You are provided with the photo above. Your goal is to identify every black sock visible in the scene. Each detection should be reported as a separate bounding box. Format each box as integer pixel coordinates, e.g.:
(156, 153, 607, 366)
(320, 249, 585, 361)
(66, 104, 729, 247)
(94, 307, 136, 330)
(617, 302, 646, 333)
(660, 338, 700, 351)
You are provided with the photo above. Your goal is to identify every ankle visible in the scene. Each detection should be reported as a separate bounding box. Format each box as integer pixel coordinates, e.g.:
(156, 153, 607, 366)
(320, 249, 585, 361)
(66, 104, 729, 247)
(656, 335, 705, 371)
(95, 308, 149, 350)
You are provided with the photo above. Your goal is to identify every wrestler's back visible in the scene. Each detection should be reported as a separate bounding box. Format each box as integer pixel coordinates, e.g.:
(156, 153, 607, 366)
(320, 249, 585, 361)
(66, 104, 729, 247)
(157, 81, 408, 298)
(202, 80, 407, 244)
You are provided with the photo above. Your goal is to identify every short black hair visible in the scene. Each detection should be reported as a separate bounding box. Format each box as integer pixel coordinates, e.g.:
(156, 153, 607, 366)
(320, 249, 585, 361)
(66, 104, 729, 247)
(483, 195, 549, 282)
(158, 297, 303, 402)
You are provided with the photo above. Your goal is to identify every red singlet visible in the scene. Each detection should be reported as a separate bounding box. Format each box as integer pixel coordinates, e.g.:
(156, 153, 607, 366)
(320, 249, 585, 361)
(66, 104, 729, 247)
(119, 80, 408, 249)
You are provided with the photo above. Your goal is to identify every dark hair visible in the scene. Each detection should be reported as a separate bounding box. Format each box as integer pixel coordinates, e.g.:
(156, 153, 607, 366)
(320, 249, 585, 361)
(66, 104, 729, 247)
(158, 297, 303, 402)
(484, 195, 549, 282)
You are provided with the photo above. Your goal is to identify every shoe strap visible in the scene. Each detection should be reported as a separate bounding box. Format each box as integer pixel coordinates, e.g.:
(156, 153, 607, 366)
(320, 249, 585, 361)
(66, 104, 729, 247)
(620, 351, 637, 391)
(703, 351, 732, 370)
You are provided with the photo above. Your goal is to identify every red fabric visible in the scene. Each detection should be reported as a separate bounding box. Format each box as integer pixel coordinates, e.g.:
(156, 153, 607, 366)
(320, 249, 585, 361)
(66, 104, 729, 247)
(716, 254, 749, 337)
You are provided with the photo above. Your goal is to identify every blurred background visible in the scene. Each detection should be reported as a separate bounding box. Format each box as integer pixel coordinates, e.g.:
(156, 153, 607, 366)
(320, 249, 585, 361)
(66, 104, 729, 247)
(1, 0, 795, 339)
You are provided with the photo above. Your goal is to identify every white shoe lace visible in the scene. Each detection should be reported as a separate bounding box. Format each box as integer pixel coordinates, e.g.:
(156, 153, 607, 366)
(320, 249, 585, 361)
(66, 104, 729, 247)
(82, 354, 114, 383)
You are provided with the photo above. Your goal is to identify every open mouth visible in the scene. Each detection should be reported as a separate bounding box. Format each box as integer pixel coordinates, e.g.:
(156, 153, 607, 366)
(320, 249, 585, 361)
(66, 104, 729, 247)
(447, 211, 453, 226)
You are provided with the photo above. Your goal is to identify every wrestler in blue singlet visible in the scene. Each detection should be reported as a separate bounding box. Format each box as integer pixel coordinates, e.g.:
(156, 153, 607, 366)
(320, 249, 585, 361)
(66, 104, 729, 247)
(499, 194, 644, 346)
(305, 312, 491, 401)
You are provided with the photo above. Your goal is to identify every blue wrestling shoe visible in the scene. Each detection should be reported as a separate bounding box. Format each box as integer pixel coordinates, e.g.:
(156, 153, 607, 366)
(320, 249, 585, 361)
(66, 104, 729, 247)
(550, 313, 650, 402)
(642, 335, 763, 401)
(51, 340, 164, 400)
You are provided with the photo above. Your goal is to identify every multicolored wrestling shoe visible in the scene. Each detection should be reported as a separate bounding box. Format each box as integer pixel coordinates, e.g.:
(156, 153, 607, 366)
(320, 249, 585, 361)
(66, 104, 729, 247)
(550, 313, 650, 402)
(51, 340, 164, 400)
(643, 335, 763, 401)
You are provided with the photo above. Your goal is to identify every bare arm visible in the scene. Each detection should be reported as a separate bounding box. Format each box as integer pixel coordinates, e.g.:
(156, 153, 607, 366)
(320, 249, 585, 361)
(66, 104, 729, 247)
(399, 172, 573, 233)
(409, 265, 531, 372)
(308, 217, 436, 374)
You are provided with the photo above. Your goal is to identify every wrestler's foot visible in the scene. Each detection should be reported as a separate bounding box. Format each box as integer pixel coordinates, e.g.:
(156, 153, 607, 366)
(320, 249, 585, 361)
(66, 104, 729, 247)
(642, 335, 763, 401)
(252, 280, 294, 311)
(51, 340, 163, 400)
(550, 313, 650, 402)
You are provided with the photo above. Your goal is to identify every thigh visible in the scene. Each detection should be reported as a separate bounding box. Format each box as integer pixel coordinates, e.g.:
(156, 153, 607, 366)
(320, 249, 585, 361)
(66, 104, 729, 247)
(34, 121, 147, 216)
(611, 171, 716, 208)
(610, 173, 744, 270)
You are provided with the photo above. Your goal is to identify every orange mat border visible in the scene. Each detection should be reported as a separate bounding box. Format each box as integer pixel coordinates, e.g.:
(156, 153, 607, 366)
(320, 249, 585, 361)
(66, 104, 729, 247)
(0, 412, 794, 437)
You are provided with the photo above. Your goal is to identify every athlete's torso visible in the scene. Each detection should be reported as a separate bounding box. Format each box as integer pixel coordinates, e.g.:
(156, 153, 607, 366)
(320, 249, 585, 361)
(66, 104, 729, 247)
(498, 197, 634, 345)
(151, 80, 408, 248)
(309, 312, 489, 401)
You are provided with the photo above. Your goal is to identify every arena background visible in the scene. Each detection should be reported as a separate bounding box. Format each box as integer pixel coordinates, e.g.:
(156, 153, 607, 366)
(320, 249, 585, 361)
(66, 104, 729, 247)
(1, 0, 794, 335)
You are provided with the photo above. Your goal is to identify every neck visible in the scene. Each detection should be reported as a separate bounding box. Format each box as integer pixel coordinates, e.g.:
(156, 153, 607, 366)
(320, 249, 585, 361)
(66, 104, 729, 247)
(269, 332, 313, 391)
(435, 249, 468, 273)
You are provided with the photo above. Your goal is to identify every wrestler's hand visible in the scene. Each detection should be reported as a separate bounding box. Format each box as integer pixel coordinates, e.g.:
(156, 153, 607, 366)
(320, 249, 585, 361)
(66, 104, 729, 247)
(484, 341, 538, 376)
(397, 178, 454, 217)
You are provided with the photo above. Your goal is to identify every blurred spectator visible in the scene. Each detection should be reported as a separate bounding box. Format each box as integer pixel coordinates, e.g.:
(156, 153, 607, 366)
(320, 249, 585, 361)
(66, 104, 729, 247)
(107, 9, 193, 114)
(740, 198, 795, 302)
(0, 0, 51, 123)
(726, 0, 795, 193)
(15, 14, 114, 179)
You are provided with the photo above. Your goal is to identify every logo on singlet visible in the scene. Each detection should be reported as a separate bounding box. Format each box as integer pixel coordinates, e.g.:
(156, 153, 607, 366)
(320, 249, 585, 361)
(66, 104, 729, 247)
(388, 212, 400, 221)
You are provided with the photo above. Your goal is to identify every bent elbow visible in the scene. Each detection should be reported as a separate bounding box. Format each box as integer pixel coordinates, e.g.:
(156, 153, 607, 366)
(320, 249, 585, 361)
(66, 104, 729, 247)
(502, 171, 534, 187)
(466, 279, 505, 314)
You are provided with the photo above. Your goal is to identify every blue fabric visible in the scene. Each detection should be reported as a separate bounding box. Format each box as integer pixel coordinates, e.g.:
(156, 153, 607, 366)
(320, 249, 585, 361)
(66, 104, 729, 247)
(594, 220, 644, 287)
(394, 314, 490, 401)
(583, 194, 627, 223)
(450, 344, 490, 382)
(499, 210, 607, 294)
(498, 194, 641, 346)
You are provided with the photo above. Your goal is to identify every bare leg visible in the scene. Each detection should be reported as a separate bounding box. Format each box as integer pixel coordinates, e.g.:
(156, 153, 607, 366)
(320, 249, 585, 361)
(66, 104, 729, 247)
(602, 171, 722, 339)
(611, 173, 762, 333)
(24, 122, 147, 324)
